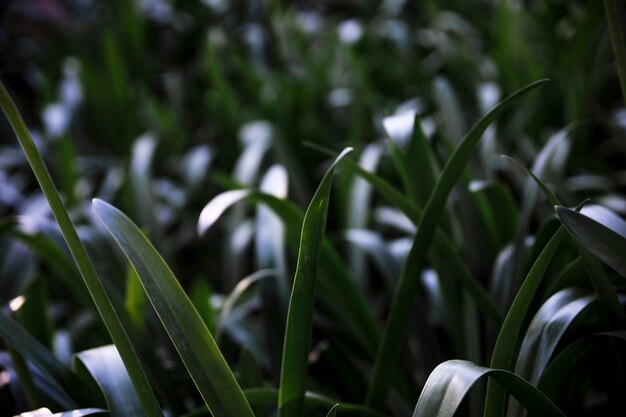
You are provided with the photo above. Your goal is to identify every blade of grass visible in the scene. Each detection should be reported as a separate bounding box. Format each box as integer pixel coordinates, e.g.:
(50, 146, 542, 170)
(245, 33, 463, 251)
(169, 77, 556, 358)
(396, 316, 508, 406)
(278, 148, 353, 417)
(366, 79, 549, 410)
(92, 198, 255, 417)
(412, 360, 564, 417)
(0, 82, 162, 417)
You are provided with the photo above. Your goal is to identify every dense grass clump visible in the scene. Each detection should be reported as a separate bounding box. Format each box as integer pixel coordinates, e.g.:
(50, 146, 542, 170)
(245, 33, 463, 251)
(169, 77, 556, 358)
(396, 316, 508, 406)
(1, 1, 626, 416)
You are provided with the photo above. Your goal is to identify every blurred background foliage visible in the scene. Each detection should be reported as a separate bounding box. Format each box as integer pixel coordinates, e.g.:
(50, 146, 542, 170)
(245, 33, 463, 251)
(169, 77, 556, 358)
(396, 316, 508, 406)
(1, 0, 626, 415)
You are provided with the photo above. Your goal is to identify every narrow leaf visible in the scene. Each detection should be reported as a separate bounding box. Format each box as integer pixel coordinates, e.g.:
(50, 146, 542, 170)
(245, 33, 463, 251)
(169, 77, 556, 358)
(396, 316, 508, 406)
(93, 199, 254, 417)
(278, 147, 353, 417)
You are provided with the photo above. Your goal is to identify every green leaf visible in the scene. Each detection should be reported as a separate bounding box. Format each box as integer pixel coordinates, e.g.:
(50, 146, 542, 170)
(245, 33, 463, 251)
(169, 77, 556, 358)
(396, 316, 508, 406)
(278, 147, 353, 417)
(0, 82, 162, 417)
(92, 198, 254, 417)
(412, 360, 564, 417)
(74, 345, 144, 417)
(366, 79, 549, 410)
(556, 205, 626, 278)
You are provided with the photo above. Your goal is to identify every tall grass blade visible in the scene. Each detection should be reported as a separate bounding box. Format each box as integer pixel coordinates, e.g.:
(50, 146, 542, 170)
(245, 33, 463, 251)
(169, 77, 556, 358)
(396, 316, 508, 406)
(0, 82, 162, 417)
(366, 79, 549, 410)
(92, 199, 255, 417)
(412, 360, 565, 417)
(278, 148, 353, 417)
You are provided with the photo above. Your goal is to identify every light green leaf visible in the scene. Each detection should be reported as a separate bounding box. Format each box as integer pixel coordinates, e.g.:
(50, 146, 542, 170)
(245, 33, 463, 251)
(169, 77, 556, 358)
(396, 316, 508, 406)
(278, 147, 353, 417)
(92, 199, 254, 417)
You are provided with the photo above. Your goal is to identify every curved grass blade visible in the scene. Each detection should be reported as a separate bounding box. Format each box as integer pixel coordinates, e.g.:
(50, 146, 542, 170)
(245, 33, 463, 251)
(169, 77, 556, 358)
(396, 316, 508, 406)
(93, 199, 254, 417)
(556, 206, 626, 278)
(217, 269, 276, 341)
(74, 345, 144, 417)
(507, 288, 596, 417)
(412, 360, 564, 417)
(0, 83, 161, 417)
(278, 148, 353, 417)
(366, 79, 549, 410)
(326, 403, 339, 417)
(514, 288, 595, 384)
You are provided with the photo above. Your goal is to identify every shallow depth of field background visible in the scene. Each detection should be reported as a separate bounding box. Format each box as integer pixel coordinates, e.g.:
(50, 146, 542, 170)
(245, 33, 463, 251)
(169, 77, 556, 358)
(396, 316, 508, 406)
(1, 1, 626, 417)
